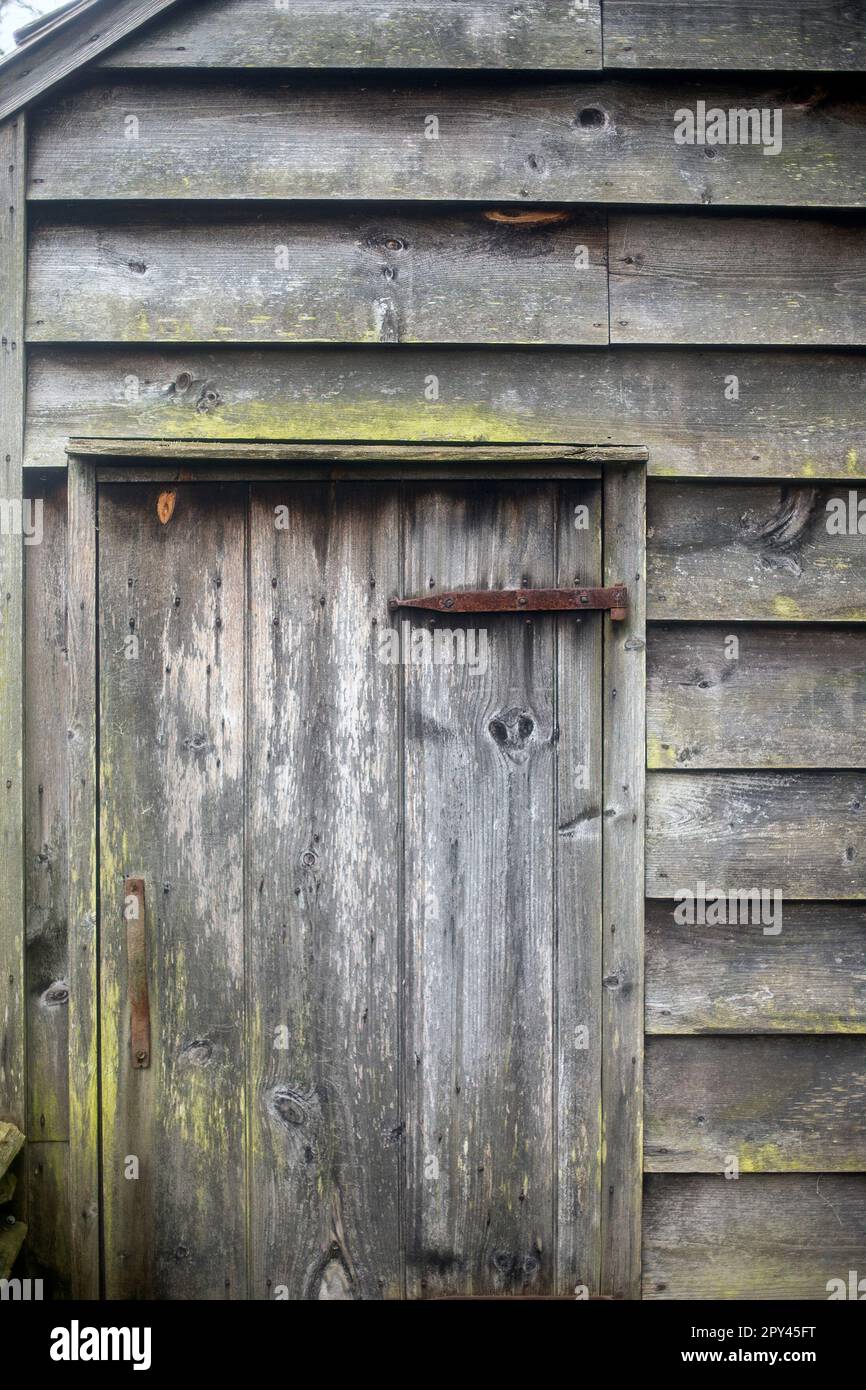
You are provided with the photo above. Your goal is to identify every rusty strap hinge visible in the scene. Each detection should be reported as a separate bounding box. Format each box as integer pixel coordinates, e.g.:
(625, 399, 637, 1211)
(389, 585, 628, 620)
(124, 876, 151, 1069)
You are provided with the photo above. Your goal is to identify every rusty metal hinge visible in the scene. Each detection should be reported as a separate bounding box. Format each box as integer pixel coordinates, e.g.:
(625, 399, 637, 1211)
(389, 585, 628, 621)
(124, 876, 151, 1069)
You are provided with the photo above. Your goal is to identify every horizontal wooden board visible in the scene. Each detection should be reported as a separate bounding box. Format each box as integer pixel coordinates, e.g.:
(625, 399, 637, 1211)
(98, 0, 603, 69)
(27, 76, 866, 207)
(646, 1037, 866, 1172)
(648, 625, 866, 768)
(648, 483, 866, 619)
(610, 215, 866, 346)
(646, 900, 866, 1034)
(605, 1, 866, 72)
(643, 1175, 866, 1299)
(26, 209, 608, 345)
(647, 771, 866, 899)
(23, 347, 866, 478)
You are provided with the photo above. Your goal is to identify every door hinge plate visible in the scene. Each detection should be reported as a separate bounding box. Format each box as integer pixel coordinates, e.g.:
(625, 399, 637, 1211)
(390, 586, 627, 620)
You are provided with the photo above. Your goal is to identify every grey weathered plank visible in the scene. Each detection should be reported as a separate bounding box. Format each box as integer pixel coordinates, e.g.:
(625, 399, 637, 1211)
(25, 480, 69, 1141)
(555, 483, 603, 1295)
(403, 482, 604, 1296)
(26, 209, 608, 346)
(27, 76, 866, 207)
(646, 900, 866, 1035)
(25, 348, 866, 480)
(643, 1174, 866, 1300)
(647, 771, 866, 900)
(0, 0, 182, 122)
(600, 464, 646, 1301)
(0, 118, 26, 1137)
(404, 482, 558, 1297)
(66, 457, 99, 1298)
(247, 482, 402, 1300)
(610, 215, 866, 346)
(648, 625, 866, 769)
(25, 1141, 71, 1298)
(648, 483, 866, 619)
(646, 1036, 866, 1173)
(98, 482, 247, 1298)
(99, 0, 603, 70)
(69, 439, 625, 466)
(604, 1, 866, 71)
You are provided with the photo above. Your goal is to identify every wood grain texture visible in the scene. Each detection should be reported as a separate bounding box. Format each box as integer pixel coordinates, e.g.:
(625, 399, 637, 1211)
(648, 483, 866, 620)
(646, 900, 866, 1035)
(25, 480, 70, 1140)
(610, 215, 866, 346)
(600, 464, 646, 1301)
(26, 209, 608, 346)
(648, 625, 866, 769)
(0, 0, 182, 122)
(605, 1, 866, 71)
(25, 1141, 71, 1298)
(403, 481, 603, 1297)
(27, 76, 866, 207)
(647, 771, 866, 900)
(247, 483, 402, 1300)
(25, 347, 866, 479)
(646, 1036, 866, 1173)
(71, 439, 625, 466)
(98, 482, 247, 1298)
(643, 1174, 866, 1299)
(66, 457, 99, 1298)
(0, 118, 26, 1137)
(99, 0, 603, 70)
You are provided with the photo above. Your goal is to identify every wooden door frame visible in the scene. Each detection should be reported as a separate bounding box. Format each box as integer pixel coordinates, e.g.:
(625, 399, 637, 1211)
(66, 439, 646, 1300)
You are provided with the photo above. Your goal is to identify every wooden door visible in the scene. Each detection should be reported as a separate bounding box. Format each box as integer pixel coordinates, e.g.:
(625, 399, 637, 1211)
(97, 477, 604, 1299)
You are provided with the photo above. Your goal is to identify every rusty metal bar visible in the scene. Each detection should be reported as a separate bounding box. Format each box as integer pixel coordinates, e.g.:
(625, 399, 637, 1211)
(124, 876, 151, 1069)
(389, 585, 628, 619)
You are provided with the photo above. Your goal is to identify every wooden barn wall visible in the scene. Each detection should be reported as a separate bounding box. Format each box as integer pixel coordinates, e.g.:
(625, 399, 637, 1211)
(15, 0, 866, 1299)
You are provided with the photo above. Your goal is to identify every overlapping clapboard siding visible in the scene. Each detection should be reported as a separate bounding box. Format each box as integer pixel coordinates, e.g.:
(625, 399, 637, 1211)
(98, 0, 866, 74)
(27, 76, 866, 207)
(16, 0, 866, 1302)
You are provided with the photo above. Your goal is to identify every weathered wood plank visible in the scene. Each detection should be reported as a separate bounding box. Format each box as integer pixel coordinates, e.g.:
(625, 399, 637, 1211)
(647, 771, 866, 900)
(605, 1, 866, 72)
(648, 483, 866, 620)
(70, 439, 626, 466)
(0, 118, 26, 1136)
(610, 215, 866, 346)
(66, 456, 99, 1298)
(26, 209, 608, 346)
(27, 76, 866, 207)
(403, 481, 605, 1296)
(646, 900, 866, 1035)
(555, 484, 603, 1295)
(646, 1037, 866, 1173)
(25, 1141, 71, 1298)
(248, 482, 402, 1300)
(99, 482, 247, 1298)
(600, 465, 646, 1301)
(643, 1175, 866, 1299)
(0, 0, 182, 123)
(404, 482, 558, 1297)
(26, 348, 866, 480)
(99, 0, 603, 70)
(648, 625, 866, 769)
(25, 480, 69, 1141)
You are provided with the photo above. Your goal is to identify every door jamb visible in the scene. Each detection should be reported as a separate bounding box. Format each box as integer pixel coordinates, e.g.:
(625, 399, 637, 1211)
(65, 442, 646, 1301)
